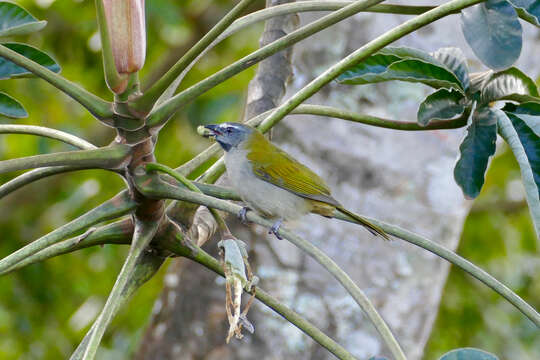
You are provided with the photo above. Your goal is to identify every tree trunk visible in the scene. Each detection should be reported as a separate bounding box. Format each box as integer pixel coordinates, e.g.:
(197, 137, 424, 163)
(135, 2, 539, 359)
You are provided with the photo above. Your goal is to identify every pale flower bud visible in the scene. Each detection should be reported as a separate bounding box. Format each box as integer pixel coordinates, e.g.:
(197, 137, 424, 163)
(102, 0, 146, 74)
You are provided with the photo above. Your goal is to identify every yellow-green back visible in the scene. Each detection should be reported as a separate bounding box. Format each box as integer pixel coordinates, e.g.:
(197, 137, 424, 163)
(244, 131, 340, 207)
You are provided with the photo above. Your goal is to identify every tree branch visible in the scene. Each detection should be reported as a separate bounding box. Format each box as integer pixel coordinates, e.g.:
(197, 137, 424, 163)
(145, 0, 386, 128)
(0, 144, 131, 174)
(0, 191, 137, 275)
(0, 124, 96, 149)
(0, 44, 114, 119)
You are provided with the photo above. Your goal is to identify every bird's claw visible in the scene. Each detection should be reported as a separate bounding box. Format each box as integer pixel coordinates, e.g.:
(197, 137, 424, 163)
(237, 207, 251, 224)
(269, 219, 283, 240)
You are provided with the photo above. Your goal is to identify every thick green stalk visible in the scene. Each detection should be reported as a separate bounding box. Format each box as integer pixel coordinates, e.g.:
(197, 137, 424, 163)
(140, 2, 434, 113)
(172, 242, 360, 360)
(81, 217, 161, 359)
(134, 0, 259, 112)
(0, 44, 113, 119)
(134, 175, 406, 359)
(72, 249, 164, 360)
(94, 0, 128, 93)
(331, 212, 540, 328)
(258, 0, 485, 132)
(0, 144, 131, 174)
(145, 163, 229, 232)
(0, 166, 91, 200)
(0, 125, 96, 149)
(136, 176, 540, 327)
(0, 191, 136, 275)
(5, 218, 133, 274)
(146, 0, 385, 128)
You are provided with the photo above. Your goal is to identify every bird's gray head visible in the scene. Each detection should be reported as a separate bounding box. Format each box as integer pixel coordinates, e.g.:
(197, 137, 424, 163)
(203, 122, 255, 151)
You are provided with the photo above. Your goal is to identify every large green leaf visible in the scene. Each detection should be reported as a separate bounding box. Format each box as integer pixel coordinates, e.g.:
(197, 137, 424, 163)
(454, 106, 499, 198)
(417, 88, 466, 126)
(461, 0, 522, 70)
(508, 0, 540, 25)
(338, 46, 464, 91)
(509, 102, 540, 135)
(0, 42, 60, 79)
(431, 47, 470, 91)
(439, 348, 499, 360)
(0, 91, 27, 118)
(499, 112, 540, 236)
(480, 67, 539, 103)
(0, 2, 46, 37)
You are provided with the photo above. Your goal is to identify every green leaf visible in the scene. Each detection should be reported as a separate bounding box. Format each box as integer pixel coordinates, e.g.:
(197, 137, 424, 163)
(417, 88, 466, 126)
(0, 91, 27, 118)
(439, 348, 499, 360)
(0, 42, 60, 79)
(431, 47, 470, 91)
(461, 0, 522, 70)
(480, 67, 539, 103)
(338, 46, 464, 91)
(509, 102, 540, 135)
(0, 2, 46, 37)
(454, 106, 499, 198)
(508, 0, 540, 25)
(499, 112, 540, 237)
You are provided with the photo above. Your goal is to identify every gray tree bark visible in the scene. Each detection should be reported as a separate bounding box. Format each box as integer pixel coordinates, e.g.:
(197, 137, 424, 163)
(136, 2, 540, 359)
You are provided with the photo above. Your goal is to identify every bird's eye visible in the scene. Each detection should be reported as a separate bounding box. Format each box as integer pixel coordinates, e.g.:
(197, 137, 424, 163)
(225, 127, 232, 134)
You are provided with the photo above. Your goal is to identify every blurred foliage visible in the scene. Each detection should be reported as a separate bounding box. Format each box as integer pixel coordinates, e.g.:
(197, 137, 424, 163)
(0, 1, 537, 359)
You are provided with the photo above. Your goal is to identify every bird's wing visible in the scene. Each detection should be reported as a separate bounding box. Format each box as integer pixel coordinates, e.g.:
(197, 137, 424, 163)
(246, 139, 340, 207)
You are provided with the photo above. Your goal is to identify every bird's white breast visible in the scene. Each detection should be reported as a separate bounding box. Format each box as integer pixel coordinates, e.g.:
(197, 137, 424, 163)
(224, 148, 311, 221)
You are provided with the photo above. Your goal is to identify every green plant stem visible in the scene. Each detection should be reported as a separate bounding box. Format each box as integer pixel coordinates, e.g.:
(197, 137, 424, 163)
(258, 0, 485, 133)
(134, 0, 259, 112)
(330, 212, 540, 328)
(94, 0, 128, 93)
(145, 162, 229, 232)
(5, 218, 133, 274)
(0, 144, 131, 174)
(146, 0, 385, 128)
(0, 44, 113, 119)
(0, 125, 96, 149)
(139, 1, 435, 113)
(82, 217, 160, 359)
(136, 175, 540, 327)
(134, 175, 406, 359)
(0, 191, 136, 275)
(18, 219, 358, 360)
(72, 249, 164, 360)
(174, 242, 359, 360)
(0, 166, 91, 199)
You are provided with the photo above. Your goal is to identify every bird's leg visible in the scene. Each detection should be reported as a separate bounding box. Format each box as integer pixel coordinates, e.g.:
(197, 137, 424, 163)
(269, 219, 283, 240)
(237, 206, 251, 224)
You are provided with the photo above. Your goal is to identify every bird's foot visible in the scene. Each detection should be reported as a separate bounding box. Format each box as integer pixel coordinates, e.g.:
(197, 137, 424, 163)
(237, 207, 251, 224)
(268, 219, 283, 240)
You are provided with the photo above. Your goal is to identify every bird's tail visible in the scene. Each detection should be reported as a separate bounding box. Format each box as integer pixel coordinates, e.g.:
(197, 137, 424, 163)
(335, 206, 390, 240)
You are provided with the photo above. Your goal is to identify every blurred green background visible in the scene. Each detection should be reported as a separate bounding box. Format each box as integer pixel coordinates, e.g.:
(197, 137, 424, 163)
(0, 1, 537, 359)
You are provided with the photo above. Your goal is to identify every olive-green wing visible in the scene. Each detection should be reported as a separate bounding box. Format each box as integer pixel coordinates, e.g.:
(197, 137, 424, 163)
(246, 140, 340, 207)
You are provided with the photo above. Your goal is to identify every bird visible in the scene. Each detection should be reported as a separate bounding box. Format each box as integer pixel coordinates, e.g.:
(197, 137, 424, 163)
(202, 122, 389, 240)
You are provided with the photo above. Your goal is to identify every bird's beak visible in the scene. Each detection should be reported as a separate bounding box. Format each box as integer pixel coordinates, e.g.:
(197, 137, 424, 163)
(202, 124, 221, 138)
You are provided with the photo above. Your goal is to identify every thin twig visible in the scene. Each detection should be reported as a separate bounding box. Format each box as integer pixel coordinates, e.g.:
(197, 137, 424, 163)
(0, 124, 96, 149)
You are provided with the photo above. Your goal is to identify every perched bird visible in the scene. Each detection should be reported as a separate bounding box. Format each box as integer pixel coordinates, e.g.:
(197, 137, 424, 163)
(203, 122, 389, 240)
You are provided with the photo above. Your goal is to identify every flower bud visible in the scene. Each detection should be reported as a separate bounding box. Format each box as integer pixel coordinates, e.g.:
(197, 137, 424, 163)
(102, 0, 146, 74)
